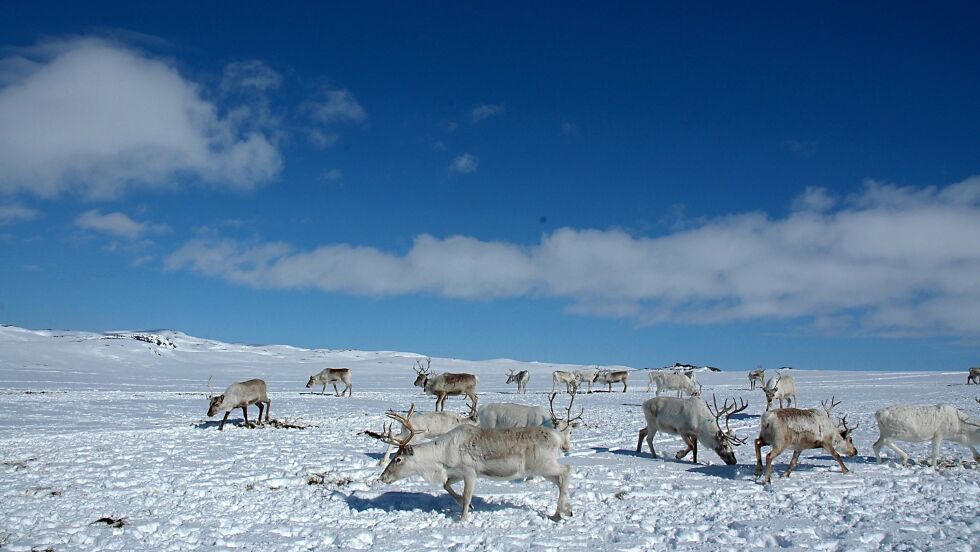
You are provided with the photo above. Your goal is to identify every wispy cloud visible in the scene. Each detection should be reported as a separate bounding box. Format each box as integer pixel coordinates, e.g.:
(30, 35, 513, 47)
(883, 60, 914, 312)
(449, 153, 478, 174)
(0, 37, 282, 198)
(221, 60, 282, 92)
(560, 121, 580, 137)
(791, 186, 837, 212)
(75, 210, 169, 240)
(307, 88, 366, 124)
(781, 140, 817, 159)
(166, 175, 980, 337)
(471, 103, 504, 123)
(0, 204, 39, 225)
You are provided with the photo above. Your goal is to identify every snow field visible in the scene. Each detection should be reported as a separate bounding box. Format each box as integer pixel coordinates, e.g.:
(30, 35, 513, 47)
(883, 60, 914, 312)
(0, 326, 978, 550)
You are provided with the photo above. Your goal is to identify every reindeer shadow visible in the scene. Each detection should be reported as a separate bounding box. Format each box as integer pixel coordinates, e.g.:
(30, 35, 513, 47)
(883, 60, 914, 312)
(729, 412, 759, 421)
(342, 491, 516, 516)
(591, 446, 646, 459)
(688, 463, 763, 480)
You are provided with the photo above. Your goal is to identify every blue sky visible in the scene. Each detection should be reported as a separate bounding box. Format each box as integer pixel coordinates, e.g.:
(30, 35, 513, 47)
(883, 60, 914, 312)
(1, 2, 979, 370)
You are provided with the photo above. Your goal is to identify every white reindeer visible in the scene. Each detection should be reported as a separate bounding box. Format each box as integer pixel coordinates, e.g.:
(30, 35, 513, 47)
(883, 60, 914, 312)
(573, 368, 599, 393)
(364, 404, 477, 465)
(754, 398, 858, 484)
(762, 373, 796, 410)
(552, 370, 577, 394)
(377, 407, 574, 521)
(306, 368, 352, 396)
(596, 370, 629, 393)
(968, 367, 980, 385)
(636, 395, 747, 464)
(207, 378, 271, 431)
(505, 369, 530, 394)
(647, 371, 700, 397)
(748, 367, 765, 390)
(413, 358, 479, 412)
(872, 404, 980, 467)
(477, 393, 583, 452)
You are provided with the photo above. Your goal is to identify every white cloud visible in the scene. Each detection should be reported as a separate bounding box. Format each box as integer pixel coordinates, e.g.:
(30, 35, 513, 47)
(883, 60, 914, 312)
(165, 176, 980, 337)
(221, 60, 281, 92)
(560, 121, 580, 137)
(792, 186, 837, 212)
(75, 209, 169, 240)
(471, 103, 504, 123)
(319, 169, 343, 183)
(0, 204, 39, 224)
(307, 88, 366, 124)
(0, 38, 282, 198)
(449, 153, 478, 174)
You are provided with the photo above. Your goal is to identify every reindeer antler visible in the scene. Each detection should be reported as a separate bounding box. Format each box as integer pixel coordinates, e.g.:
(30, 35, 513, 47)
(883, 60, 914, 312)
(207, 376, 214, 399)
(820, 396, 842, 418)
(413, 358, 431, 376)
(549, 392, 584, 428)
(707, 394, 749, 444)
(377, 404, 421, 448)
(837, 413, 859, 435)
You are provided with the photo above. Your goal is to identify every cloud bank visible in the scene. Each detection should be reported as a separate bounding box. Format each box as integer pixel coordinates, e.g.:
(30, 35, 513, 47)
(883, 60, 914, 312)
(75, 210, 169, 240)
(0, 38, 282, 198)
(166, 177, 980, 336)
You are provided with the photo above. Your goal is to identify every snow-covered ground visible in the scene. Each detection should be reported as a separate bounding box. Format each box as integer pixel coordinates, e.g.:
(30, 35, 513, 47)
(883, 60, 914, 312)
(0, 325, 977, 551)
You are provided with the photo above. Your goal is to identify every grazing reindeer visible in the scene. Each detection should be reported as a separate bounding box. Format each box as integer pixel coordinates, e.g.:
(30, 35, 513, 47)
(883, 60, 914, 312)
(306, 368, 352, 396)
(505, 369, 530, 394)
(207, 378, 271, 431)
(552, 370, 577, 394)
(636, 395, 748, 464)
(573, 368, 599, 393)
(413, 358, 479, 412)
(872, 404, 980, 467)
(762, 373, 796, 410)
(754, 398, 858, 484)
(968, 367, 980, 385)
(596, 370, 629, 393)
(647, 372, 700, 397)
(477, 393, 583, 452)
(748, 367, 765, 390)
(364, 404, 477, 466)
(377, 405, 574, 521)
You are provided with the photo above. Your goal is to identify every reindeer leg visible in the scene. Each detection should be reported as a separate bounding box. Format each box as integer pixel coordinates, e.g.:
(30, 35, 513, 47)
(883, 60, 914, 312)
(636, 428, 647, 454)
(969, 445, 979, 463)
(333, 383, 340, 396)
(824, 443, 849, 474)
(885, 440, 910, 465)
(346, 383, 352, 397)
(546, 463, 572, 520)
(242, 405, 249, 426)
(219, 411, 231, 431)
(930, 435, 941, 468)
(460, 472, 476, 521)
(784, 450, 802, 477)
(764, 445, 785, 484)
(675, 435, 694, 460)
(622, 381, 627, 393)
(443, 476, 464, 506)
(754, 437, 765, 477)
(256, 402, 264, 425)
(691, 437, 698, 463)
(321, 384, 327, 396)
(873, 436, 884, 463)
(265, 399, 270, 422)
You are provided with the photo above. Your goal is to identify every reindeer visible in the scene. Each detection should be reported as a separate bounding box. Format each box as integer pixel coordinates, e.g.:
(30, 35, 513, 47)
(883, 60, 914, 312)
(647, 371, 700, 397)
(872, 404, 980, 467)
(762, 372, 796, 410)
(377, 406, 574, 521)
(413, 358, 478, 412)
(477, 393, 583, 452)
(573, 368, 599, 393)
(207, 378, 271, 431)
(596, 370, 628, 393)
(636, 395, 747, 464)
(753, 397, 858, 484)
(552, 370, 577, 394)
(364, 404, 477, 465)
(306, 368, 352, 396)
(748, 367, 765, 390)
(505, 369, 530, 394)
(968, 367, 980, 385)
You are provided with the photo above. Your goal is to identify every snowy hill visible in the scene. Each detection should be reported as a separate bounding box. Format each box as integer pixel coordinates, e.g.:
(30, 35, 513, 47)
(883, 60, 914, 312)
(0, 325, 977, 550)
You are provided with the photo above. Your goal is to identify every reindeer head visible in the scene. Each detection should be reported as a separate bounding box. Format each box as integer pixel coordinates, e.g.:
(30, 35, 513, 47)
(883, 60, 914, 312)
(548, 392, 584, 452)
(412, 358, 431, 388)
(305, 376, 316, 388)
(206, 376, 224, 416)
(705, 395, 748, 465)
(834, 413, 859, 456)
(762, 374, 781, 408)
(378, 404, 423, 483)
(505, 369, 518, 384)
